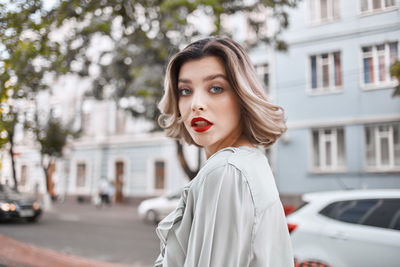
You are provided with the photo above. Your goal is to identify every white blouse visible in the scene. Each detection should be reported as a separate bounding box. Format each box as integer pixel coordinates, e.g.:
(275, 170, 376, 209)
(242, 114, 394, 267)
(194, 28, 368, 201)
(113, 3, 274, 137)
(155, 146, 294, 267)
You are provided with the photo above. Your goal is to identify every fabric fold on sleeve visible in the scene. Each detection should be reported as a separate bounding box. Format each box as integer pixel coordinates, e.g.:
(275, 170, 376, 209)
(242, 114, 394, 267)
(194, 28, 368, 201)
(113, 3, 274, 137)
(183, 163, 255, 267)
(251, 199, 294, 267)
(155, 182, 191, 267)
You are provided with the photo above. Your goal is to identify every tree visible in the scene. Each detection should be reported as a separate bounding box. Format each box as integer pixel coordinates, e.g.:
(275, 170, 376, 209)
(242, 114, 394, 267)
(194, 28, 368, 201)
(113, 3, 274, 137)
(0, 103, 18, 190)
(2, 0, 299, 180)
(0, 90, 9, 148)
(32, 112, 71, 200)
(48, 0, 299, 179)
(390, 61, 400, 97)
(0, 89, 25, 191)
(0, 0, 68, 189)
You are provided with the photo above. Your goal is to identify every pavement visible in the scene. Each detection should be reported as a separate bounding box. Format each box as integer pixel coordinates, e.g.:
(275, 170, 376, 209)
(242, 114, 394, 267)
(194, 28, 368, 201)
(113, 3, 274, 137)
(0, 200, 154, 267)
(0, 234, 149, 267)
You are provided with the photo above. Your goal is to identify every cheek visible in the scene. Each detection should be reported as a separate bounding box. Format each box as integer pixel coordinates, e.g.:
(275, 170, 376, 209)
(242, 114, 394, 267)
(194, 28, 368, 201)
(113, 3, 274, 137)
(178, 100, 189, 119)
(219, 96, 241, 124)
(230, 104, 242, 127)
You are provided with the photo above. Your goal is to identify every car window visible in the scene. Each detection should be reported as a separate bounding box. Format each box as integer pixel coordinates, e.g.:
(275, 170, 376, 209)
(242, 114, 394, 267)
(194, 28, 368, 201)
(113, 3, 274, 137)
(390, 210, 400, 230)
(361, 199, 400, 230)
(320, 199, 379, 224)
(337, 199, 379, 224)
(319, 201, 342, 218)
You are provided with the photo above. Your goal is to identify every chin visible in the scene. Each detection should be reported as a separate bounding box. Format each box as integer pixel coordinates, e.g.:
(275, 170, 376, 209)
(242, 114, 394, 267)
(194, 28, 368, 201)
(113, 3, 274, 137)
(191, 136, 212, 148)
(192, 139, 207, 148)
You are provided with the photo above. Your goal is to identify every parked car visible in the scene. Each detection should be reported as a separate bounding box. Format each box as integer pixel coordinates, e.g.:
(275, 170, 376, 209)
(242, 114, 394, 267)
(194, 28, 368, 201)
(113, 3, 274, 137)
(0, 184, 42, 222)
(138, 191, 181, 224)
(287, 189, 400, 267)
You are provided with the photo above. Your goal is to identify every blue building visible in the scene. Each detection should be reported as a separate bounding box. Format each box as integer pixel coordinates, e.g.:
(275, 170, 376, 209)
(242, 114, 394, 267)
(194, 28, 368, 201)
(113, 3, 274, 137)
(273, 0, 400, 201)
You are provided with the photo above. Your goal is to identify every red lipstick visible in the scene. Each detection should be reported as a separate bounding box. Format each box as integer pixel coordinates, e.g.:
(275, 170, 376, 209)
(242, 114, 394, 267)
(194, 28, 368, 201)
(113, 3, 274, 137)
(191, 117, 213, 132)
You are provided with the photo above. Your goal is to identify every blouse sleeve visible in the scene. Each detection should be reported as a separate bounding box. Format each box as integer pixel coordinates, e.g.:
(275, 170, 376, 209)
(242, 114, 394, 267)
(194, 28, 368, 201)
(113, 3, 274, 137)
(183, 163, 255, 267)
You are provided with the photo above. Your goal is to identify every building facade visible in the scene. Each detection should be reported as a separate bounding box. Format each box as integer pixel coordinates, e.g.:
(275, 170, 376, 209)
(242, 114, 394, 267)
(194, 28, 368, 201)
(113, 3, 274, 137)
(273, 0, 400, 197)
(0, 75, 191, 203)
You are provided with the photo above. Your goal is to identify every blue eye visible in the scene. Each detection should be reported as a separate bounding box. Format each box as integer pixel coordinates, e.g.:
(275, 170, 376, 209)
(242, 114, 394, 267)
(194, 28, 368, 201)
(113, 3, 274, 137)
(178, 88, 192, 96)
(210, 86, 223, 94)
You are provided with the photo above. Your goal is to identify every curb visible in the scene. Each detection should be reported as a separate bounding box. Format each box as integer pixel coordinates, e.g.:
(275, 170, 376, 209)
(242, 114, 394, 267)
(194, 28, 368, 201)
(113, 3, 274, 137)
(0, 234, 150, 267)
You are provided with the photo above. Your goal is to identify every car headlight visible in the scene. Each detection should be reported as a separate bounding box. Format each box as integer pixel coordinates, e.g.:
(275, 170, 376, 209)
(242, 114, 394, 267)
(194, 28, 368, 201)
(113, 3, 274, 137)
(33, 202, 40, 210)
(9, 203, 16, 211)
(0, 202, 11, 212)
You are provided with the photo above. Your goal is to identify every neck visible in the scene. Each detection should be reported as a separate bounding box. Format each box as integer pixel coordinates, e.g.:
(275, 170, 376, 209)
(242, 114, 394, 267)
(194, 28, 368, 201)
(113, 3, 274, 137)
(204, 133, 254, 159)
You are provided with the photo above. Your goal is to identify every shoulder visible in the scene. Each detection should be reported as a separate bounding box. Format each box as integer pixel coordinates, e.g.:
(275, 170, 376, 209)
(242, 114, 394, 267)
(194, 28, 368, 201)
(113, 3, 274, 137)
(199, 147, 262, 174)
(189, 148, 249, 200)
(193, 148, 242, 192)
(201, 146, 268, 180)
(195, 147, 280, 211)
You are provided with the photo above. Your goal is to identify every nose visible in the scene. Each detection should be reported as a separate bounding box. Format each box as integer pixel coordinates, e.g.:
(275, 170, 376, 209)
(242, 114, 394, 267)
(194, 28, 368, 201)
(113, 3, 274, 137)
(191, 90, 206, 112)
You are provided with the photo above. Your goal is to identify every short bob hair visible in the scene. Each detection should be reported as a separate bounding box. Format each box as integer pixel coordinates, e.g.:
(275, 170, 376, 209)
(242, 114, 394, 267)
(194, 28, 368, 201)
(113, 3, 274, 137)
(158, 37, 286, 148)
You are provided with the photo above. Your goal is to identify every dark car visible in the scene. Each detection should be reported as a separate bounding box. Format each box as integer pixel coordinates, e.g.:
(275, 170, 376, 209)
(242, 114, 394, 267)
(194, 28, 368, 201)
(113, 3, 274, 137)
(0, 184, 42, 222)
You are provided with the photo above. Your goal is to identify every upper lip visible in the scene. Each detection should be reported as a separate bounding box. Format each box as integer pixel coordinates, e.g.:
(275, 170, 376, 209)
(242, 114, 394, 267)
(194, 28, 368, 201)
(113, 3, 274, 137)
(191, 117, 212, 126)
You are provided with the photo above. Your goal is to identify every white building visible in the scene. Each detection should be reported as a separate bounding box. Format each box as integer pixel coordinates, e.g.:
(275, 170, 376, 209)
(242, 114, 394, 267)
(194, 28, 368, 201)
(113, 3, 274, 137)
(1, 74, 192, 203)
(273, 0, 400, 201)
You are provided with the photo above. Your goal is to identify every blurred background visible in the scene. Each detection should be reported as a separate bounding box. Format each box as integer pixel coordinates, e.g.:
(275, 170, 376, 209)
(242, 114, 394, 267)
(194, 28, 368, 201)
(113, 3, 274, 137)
(0, 0, 399, 266)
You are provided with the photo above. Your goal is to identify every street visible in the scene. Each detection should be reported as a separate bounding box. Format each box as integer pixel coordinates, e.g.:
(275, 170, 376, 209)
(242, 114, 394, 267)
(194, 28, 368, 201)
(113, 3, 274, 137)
(0, 201, 160, 266)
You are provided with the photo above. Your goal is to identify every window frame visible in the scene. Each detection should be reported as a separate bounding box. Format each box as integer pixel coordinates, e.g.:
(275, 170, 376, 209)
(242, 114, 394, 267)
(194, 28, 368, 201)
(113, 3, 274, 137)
(310, 127, 347, 173)
(115, 109, 126, 134)
(308, 51, 343, 95)
(359, 0, 398, 16)
(360, 42, 399, 91)
(308, 0, 340, 25)
(81, 111, 91, 136)
(19, 164, 28, 187)
(364, 122, 400, 172)
(76, 162, 87, 189)
(148, 157, 168, 194)
(74, 159, 91, 194)
(154, 160, 165, 190)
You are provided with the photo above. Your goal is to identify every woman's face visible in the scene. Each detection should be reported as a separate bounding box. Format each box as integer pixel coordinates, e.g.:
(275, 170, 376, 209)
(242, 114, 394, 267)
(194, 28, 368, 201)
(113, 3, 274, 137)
(177, 56, 243, 157)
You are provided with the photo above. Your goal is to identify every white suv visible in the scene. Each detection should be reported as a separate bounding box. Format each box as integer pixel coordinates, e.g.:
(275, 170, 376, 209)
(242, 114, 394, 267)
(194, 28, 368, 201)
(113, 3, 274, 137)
(287, 190, 400, 267)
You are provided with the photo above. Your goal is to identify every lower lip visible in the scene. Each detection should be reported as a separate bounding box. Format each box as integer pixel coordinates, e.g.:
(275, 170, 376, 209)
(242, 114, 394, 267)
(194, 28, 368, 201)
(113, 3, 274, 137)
(192, 124, 213, 132)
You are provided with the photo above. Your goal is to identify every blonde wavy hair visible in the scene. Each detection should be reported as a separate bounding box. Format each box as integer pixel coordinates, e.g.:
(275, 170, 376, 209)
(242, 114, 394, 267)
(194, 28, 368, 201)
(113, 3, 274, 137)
(158, 37, 286, 148)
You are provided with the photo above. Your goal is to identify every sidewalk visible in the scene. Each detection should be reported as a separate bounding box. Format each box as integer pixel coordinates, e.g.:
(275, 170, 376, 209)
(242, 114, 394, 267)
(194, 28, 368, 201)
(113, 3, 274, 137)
(0, 234, 149, 267)
(45, 200, 140, 220)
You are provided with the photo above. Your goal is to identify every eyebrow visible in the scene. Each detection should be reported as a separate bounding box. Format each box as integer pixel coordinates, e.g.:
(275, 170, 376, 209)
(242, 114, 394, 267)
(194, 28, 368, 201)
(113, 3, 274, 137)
(178, 74, 227, 84)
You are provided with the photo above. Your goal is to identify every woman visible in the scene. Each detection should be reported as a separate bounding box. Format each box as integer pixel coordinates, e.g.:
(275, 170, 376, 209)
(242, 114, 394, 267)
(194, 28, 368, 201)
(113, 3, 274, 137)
(156, 37, 293, 267)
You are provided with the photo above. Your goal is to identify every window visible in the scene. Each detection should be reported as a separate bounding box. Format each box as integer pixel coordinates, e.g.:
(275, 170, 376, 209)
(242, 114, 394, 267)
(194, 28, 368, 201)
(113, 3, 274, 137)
(20, 165, 27, 186)
(320, 199, 378, 224)
(76, 163, 86, 188)
(311, 127, 346, 171)
(390, 210, 400, 230)
(154, 160, 165, 190)
(254, 64, 269, 93)
(116, 109, 126, 134)
(362, 42, 398, 88)
(337, 199, 379, 224)
(310, 52, 342, 93)
(309, 0, 340, 24)
(81, 112, 91, 135)
(361, 199, 400, 230)
(320, 198, 400, 230)
(360, 0, 397, 14)
(365, 122, 400, 170)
